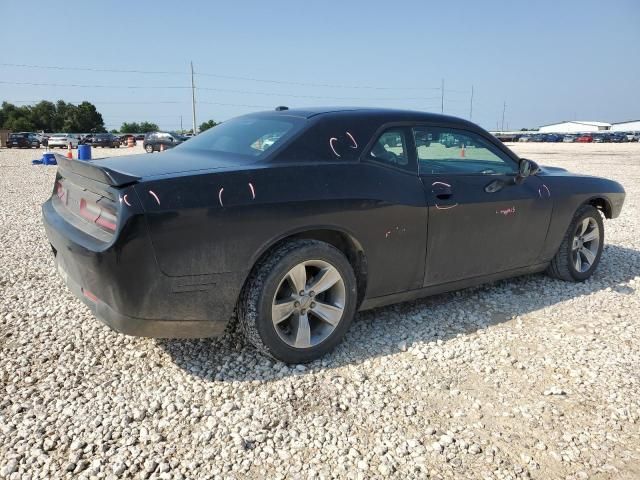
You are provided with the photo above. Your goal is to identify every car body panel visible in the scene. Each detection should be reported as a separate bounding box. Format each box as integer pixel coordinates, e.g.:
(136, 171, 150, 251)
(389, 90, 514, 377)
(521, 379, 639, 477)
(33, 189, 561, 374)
(136, 162, 428, 298)
(420, 173, 553, 285)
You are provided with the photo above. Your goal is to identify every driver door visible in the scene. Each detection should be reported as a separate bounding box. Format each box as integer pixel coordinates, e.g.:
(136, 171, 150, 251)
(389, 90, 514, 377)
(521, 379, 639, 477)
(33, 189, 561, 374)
(415, 126, 553, 286)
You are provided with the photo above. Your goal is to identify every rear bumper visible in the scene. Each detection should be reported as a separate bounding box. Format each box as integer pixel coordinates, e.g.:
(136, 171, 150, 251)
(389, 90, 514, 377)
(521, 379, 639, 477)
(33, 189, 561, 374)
(42, 198, 241, 338)
(59, 262, 225, 338)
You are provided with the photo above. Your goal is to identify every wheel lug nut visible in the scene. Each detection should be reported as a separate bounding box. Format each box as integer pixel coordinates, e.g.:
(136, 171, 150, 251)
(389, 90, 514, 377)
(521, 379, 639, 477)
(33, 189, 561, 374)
(309, 291, 315, 297)
(299, 290, 305, 296)
(300, 309, 306, 315)
(294, 301, 300, 308)
(310, 302, 316, 308)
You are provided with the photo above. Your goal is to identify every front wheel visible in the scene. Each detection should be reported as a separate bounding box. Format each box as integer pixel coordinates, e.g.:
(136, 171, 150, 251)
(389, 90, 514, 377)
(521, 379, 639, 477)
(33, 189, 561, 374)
(547, 205, 604, 282)
(238, 240, 357, 363)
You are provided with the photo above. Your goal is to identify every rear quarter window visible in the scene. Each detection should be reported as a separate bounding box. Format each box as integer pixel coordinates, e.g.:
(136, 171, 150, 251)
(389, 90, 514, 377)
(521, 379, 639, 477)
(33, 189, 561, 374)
(277, 116, 377, 162)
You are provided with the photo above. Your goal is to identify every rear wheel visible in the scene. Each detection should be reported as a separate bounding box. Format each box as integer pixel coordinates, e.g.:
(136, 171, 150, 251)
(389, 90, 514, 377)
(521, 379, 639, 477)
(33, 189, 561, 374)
(547, 205, 604, 282)
(238, 239, 357, 363)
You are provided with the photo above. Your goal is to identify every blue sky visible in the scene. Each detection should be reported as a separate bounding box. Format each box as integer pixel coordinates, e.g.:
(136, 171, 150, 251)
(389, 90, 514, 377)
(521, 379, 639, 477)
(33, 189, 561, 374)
(1, 0, 638, 131)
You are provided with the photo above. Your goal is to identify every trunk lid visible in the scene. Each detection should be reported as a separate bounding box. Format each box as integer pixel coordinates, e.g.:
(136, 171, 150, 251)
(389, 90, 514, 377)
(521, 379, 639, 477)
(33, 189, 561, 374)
(88, 149, 250, 183)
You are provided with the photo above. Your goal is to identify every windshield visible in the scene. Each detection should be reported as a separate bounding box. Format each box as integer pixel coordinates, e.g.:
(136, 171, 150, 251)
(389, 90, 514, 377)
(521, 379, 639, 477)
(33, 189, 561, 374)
(179, 115, 302, 158)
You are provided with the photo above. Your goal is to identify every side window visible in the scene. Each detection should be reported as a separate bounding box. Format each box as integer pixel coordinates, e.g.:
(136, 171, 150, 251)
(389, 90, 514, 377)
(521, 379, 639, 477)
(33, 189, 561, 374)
(368, 128, 408, 167)
(413, 127, 517, 175)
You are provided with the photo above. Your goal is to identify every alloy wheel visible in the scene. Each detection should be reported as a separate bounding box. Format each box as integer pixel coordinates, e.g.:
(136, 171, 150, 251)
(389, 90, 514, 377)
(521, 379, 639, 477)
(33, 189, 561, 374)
(271, 260, 346, 349)
(572, 217, 600, 272)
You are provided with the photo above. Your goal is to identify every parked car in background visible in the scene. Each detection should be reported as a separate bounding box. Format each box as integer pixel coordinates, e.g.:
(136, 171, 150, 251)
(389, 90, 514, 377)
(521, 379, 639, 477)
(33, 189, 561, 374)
(79, 134, 94, 145)
(42, 107, 625, 363)
(576, 134, 593, 143)
(545, 134, 564, 142)
(90, 133, 121, 148)
(530, 134, 546, 142)
(119, 134, 137, 146)
(7, 132, 41, 148)
(610, 133, 629, 143)
(143, 131, 186, 153)
(593, 133, 611, 143)
(135, 134, 145, 141)
(48, 134, 80, 149)
(563, 135, 577, 143)
(518, 135, 532, 142)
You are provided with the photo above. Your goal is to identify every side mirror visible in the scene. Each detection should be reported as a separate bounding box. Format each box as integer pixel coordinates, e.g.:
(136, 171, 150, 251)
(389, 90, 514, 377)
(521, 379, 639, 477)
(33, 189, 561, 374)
(515, 158, 540, 184)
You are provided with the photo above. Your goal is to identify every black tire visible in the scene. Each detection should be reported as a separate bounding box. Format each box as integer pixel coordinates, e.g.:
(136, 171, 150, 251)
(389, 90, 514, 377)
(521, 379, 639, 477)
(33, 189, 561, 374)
(238, 239, 358, 363)
(547, 205, 604, 282)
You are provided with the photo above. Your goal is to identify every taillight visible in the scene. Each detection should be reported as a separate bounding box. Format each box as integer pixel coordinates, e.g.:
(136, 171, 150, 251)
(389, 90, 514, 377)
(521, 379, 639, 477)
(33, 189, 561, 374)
(79, 198, 117, 232)
(55, 181, 67, 203)
(82, 288, 99, 303)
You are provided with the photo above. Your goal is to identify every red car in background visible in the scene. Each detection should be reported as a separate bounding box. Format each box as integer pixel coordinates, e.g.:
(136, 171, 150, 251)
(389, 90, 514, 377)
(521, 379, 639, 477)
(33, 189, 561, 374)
(576, 134, 594, 143)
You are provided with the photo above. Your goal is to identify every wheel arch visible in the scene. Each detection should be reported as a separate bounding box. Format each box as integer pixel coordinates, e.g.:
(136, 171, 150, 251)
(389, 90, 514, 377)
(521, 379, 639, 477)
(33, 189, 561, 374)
(585, 196, 613, 219)
(245, 226, 369, 308)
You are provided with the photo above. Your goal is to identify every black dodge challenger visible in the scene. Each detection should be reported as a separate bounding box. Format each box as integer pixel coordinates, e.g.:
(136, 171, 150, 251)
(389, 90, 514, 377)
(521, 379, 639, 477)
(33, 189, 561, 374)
(43, 107, 625, 363)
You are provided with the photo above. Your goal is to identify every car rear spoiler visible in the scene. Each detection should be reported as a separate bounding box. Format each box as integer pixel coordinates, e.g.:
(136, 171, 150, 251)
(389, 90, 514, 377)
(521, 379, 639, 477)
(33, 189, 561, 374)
(53, 153, 140, 187)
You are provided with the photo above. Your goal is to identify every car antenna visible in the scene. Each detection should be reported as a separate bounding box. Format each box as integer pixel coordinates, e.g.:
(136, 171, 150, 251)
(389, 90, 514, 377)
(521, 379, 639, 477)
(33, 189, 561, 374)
(275, 106, 289, 111)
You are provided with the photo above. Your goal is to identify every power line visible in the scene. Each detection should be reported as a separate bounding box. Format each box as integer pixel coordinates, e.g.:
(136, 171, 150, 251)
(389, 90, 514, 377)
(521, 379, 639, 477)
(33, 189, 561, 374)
(0, 80, 189, 90)
(1, 79, 450, 101)
(0, 62, 182, 75)
(0, 62, 439, 91)
(198, 86, 442, 101)
(195, 71, 437, 91)
(5, 99, 280, 109)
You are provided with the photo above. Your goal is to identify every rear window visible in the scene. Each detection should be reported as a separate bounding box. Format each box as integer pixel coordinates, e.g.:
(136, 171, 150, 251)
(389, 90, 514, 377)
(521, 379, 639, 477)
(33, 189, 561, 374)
(180, 115, 301, 158)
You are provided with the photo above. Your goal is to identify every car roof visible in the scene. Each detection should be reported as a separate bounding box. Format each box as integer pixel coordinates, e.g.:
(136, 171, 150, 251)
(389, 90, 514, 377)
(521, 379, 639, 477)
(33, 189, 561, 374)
(252, 106, 480, 129)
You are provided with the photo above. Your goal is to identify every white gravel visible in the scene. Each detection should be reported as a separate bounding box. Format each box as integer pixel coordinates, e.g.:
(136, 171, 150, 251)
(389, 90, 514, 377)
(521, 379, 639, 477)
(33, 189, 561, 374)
(1, 143, 639, 479)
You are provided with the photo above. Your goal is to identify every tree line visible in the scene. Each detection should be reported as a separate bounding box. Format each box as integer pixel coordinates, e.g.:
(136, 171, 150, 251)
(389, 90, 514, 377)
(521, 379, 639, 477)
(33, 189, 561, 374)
(1, 99, 219, 134)
(0, 100, 106, 133)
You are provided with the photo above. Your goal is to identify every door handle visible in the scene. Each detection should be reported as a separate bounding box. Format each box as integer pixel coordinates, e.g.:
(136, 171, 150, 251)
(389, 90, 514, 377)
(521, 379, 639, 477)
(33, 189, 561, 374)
(432, 181, 453, 199)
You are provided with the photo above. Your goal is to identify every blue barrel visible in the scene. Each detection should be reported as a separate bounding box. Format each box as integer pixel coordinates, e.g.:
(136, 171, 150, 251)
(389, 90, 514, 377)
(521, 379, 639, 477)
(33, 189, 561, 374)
(78, 144, 92, 161)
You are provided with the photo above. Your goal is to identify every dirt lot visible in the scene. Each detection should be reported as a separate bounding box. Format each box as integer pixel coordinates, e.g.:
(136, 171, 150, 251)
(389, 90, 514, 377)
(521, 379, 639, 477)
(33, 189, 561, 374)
(1, 143, 639, 479)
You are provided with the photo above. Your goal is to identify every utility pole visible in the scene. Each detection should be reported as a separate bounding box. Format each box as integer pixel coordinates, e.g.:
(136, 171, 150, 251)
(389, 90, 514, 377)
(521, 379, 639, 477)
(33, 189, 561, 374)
(441, 79, 444, 114)
(180, 115, 183, 133)
(190, 61, 197, 135)
(501, 101, 506, 131)
(469, 85, 474, 120)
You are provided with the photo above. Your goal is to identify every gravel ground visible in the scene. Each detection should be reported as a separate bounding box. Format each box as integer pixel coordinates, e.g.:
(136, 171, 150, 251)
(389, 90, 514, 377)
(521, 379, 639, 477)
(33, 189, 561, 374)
(1, 143, 639, 479)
